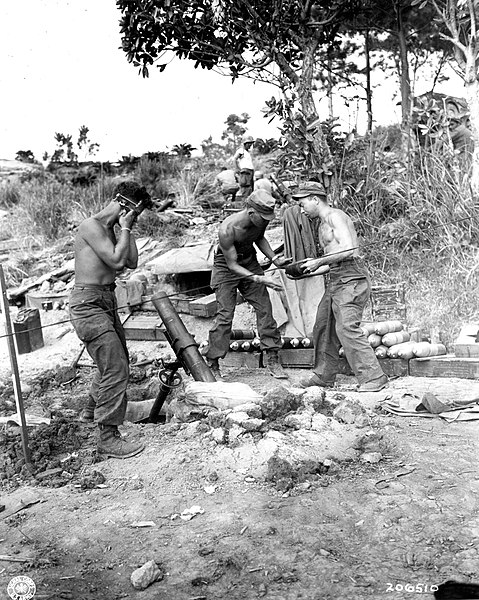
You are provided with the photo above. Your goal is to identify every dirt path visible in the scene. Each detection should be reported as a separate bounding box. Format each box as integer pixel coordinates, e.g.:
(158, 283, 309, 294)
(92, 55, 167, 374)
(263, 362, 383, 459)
(1, 367, 478, 600)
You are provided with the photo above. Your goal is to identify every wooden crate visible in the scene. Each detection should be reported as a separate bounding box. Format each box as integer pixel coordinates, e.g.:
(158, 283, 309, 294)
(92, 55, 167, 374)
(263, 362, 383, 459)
(378, 358, 409, 377)
(188, 293, 218, 318)
(279, 348, 314, 368)
(170, 297, 195, 314)
(222, 352, 262, 368)
(339, 356, 409, 377)
(371, 283, 407, 322)
(278, 350, 409, 376)
(410, 355, 479, 379)
(123, 315, 166, 341)
(453, 323, 479, 358)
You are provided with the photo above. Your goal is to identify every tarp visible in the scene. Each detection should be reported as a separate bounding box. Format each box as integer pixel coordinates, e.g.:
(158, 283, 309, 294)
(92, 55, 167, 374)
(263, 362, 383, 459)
(148, 243, 215, 275)
(266, 269, 324, 338)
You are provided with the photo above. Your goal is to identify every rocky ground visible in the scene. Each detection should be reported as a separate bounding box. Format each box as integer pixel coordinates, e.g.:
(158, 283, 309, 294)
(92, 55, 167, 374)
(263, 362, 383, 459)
(1, 316, 479, 599)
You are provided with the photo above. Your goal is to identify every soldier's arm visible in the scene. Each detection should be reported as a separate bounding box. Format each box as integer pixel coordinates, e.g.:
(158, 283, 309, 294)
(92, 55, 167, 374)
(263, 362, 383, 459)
(80, 218, 132, 270)
(219, 225, 282, 291)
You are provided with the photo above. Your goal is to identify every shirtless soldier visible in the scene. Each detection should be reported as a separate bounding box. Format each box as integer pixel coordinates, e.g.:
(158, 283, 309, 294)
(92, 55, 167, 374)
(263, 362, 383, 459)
(292, 181, 388, 392)
(69, 181, 153, 458)
(203, 189, 291, 379)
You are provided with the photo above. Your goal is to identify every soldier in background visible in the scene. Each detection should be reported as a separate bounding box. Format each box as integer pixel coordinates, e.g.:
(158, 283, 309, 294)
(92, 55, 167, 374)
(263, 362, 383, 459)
(253, 171, 273, 195)
(234, 135, 255, 199)
(216, 165, 239, 203)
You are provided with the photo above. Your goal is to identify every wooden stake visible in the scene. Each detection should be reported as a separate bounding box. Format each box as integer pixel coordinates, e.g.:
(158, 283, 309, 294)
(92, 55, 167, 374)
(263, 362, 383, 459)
(0, 264, 32, 468)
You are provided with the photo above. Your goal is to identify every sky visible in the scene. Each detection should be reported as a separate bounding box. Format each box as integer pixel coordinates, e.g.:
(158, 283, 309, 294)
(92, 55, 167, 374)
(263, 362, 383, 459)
(0, 1, 463, 163)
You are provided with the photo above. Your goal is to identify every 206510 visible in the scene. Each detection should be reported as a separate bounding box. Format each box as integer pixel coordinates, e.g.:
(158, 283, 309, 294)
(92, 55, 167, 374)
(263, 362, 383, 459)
(386, 583, 438, 593)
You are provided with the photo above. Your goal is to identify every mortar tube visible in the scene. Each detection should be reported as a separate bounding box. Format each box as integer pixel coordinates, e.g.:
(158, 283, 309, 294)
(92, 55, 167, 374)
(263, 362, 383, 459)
(152, 291, 216, 382)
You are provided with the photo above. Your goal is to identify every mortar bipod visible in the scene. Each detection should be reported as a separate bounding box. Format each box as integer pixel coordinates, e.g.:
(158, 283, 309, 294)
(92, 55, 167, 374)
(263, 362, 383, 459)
(148, 359, 183, 423)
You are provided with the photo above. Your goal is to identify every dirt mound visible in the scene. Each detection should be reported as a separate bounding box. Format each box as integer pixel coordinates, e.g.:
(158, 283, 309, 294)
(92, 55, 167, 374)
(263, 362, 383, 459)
(0, 416, 95, 487)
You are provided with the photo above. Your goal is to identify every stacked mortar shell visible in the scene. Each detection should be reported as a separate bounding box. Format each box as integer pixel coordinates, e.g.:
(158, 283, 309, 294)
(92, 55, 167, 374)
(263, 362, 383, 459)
(228, 336, 313, 352)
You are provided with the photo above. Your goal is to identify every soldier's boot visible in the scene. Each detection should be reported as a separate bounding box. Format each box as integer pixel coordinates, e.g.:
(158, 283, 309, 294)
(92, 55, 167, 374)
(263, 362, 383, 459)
(265, 350, 288, 379)
(97, 424, 145, 459)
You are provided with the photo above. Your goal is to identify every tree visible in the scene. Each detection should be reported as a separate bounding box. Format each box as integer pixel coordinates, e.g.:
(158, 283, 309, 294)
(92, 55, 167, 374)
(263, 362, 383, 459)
(201, 136, 228, 161)
(352, 0, 446, 133)
(77, 125, 100, 161)
(221, 113, 249, 150)
(44, 125, 100, 164)
(171, 143, 197, 158)
(422, 0, 479, 191)
(117, 0, 363, 175)
(15, 150, 36, 163)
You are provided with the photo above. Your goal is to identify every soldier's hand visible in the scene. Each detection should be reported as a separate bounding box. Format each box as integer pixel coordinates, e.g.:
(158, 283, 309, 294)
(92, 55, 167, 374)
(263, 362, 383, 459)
(273, 256, 293, 268)
(301, 258, 321, 273)
(119, 209, 136, 230)
(252, 274, 283, 291)
(301, 259, 330, 275)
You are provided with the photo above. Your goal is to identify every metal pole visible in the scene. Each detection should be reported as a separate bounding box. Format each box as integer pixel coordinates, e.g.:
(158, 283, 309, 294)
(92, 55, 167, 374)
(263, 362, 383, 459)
(0, 264, 32, 468)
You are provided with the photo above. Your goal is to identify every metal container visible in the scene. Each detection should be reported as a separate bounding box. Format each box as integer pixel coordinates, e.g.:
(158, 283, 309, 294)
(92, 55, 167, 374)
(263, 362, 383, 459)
(13, 308, 44, 354)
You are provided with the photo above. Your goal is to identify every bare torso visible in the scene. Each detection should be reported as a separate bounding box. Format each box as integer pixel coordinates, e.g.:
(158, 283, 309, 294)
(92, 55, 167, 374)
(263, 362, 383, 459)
(220, 211, 267, 253)
(318, 208, 359, 258)
(74, 218, 118, 285)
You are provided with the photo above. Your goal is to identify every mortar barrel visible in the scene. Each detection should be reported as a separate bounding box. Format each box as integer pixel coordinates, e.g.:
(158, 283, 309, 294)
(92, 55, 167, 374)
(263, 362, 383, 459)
(152, 291, 216, 382)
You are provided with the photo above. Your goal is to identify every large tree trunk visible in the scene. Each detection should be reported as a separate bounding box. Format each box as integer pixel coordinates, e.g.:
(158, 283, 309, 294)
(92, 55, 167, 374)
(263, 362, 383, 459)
(396, 2, 411, 131)
(464, 79, 479, 194)
(365, 28, 373, 134)
(327, 50, 334, 121)
(297, 38, 332, 165)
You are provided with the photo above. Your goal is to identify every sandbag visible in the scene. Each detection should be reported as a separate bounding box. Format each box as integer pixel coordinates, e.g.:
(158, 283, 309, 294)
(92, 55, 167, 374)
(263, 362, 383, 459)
(183, 381, 262, 410)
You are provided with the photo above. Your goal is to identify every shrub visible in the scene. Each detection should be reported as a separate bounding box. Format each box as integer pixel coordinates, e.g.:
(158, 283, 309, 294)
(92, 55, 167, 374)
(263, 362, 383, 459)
(10, 181, 101, 241)
(0, 183, 21, 207)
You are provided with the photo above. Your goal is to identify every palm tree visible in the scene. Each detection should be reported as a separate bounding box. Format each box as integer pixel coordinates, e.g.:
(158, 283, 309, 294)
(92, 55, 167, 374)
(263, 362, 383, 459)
(171, 143, 197, 158)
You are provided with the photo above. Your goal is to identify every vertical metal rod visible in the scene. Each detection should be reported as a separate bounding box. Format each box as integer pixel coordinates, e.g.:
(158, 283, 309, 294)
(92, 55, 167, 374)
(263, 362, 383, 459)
(0, 264, 32, 468)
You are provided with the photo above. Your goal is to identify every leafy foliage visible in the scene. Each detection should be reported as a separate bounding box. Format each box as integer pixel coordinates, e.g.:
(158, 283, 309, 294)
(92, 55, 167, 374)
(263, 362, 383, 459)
(171, 143, 197, 158)
(15, 150, 36, 163)
(201, 136, 229, 162)
(117, 0, 360, 80)
(262, 94, 334, 184)
(117, 0, 365, 170)
(221, 113, 249, 150)
(44, 125, 99, 164)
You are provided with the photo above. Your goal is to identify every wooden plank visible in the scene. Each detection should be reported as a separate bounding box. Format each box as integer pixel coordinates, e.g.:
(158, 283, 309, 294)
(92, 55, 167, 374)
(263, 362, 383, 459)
(410, 356, 479, 379)
(0, 239, 20, 253)
(8, 259, 75, 300)
(222, 352, 262, 368)
(123, 315, 166, 341)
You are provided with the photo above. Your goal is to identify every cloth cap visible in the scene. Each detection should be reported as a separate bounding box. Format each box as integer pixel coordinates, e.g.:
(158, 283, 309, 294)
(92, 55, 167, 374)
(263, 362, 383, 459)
(246, 189, 275, 220)
(243, 135, 255, 144)
(291, 181, 327, 199)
